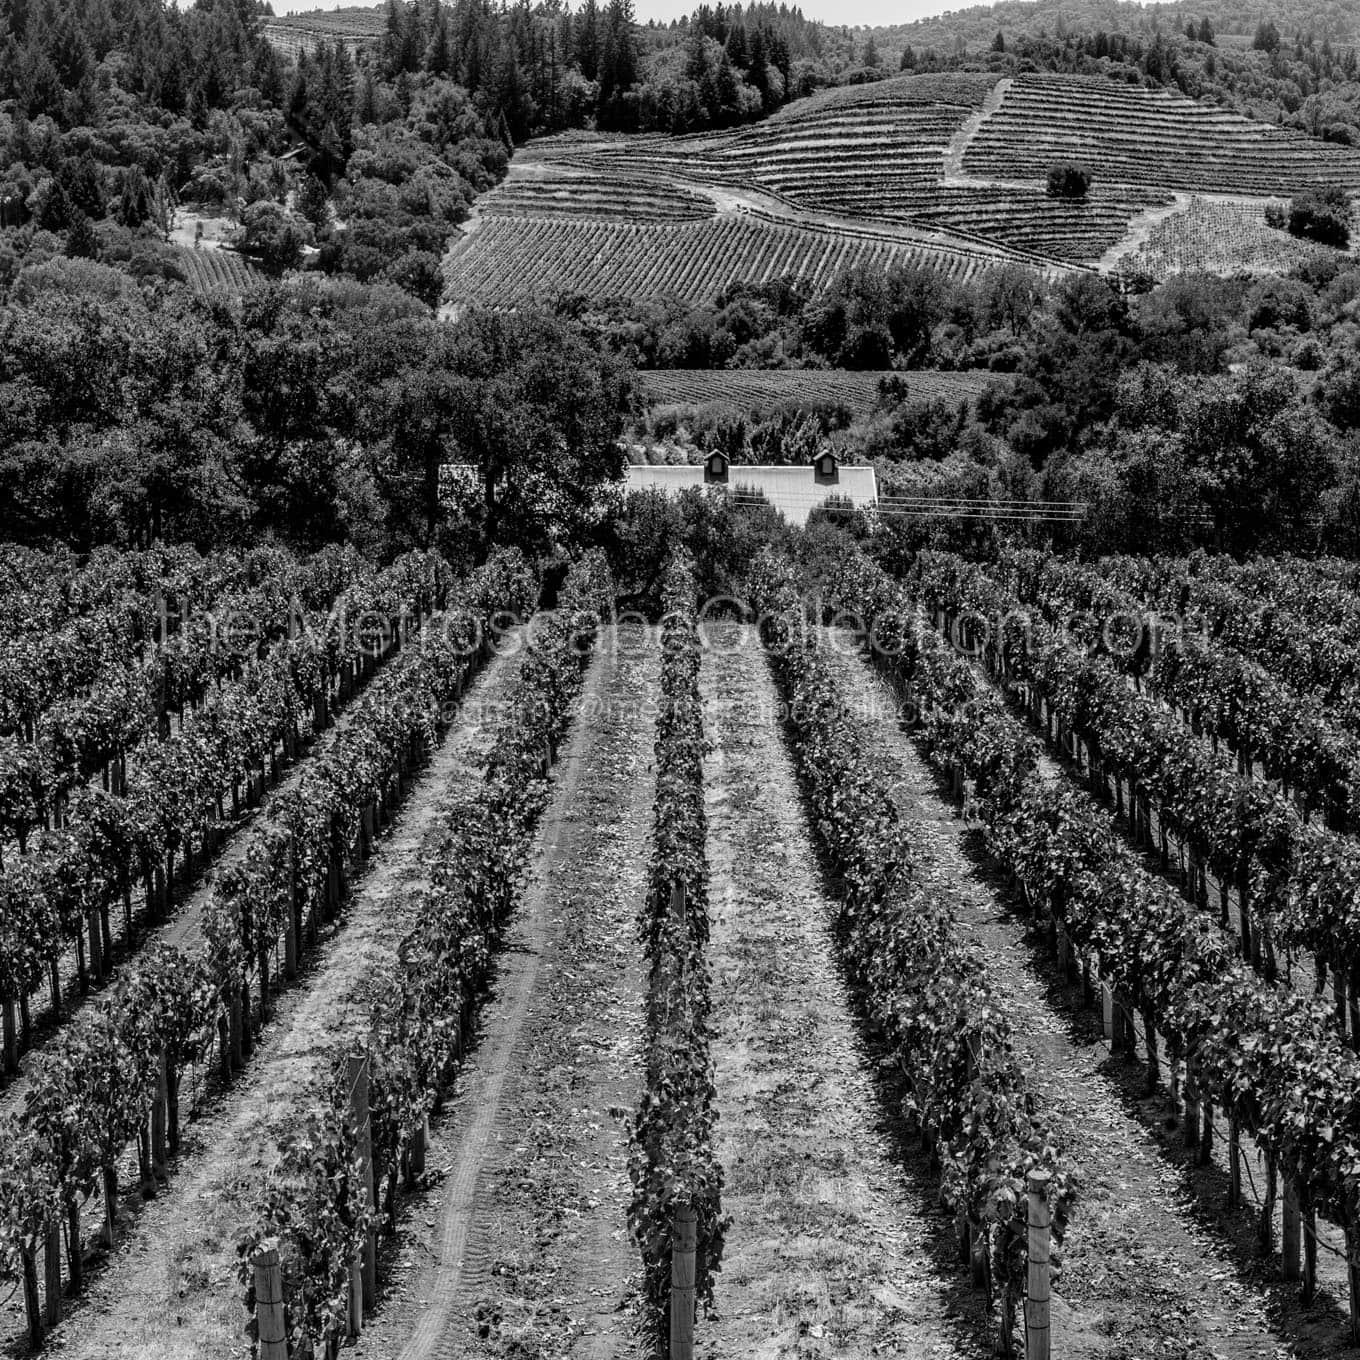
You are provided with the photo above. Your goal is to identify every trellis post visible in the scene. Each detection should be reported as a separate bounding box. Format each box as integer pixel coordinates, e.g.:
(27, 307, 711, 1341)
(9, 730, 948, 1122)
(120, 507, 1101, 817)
(1025, 1171, 1051, 1360)
(670, 1204, 697, 1360)
(253, 1246, 288, 1360)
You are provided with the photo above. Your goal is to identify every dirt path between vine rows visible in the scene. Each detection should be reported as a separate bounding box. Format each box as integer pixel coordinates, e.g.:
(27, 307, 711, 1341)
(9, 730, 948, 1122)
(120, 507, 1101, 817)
(696, 622, 985, 1360)
(822, 631, 1291, 1360)
(353, 623, 655, 1360)
(5, 638, 528, 1360)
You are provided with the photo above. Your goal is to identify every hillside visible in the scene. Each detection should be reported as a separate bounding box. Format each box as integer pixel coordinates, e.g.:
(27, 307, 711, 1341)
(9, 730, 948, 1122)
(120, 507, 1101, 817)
(442, 67, 1360, 309)
(882, 0, 1360, 49)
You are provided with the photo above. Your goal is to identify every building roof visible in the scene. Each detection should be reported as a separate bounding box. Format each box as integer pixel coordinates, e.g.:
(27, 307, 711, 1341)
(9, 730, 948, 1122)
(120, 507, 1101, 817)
(625, 464, 878, 528)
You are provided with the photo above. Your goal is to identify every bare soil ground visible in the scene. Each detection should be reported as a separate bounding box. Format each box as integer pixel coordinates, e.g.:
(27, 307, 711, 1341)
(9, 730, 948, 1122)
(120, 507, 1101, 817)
(0, 639, 526, 1360)
(822, 630, 1334, 1360)
(352, 624, 655, 1360)
(696, 622, 987, 1360)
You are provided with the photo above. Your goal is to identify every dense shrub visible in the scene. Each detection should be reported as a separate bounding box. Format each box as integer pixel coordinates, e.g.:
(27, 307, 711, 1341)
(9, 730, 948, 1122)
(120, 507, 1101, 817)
(1046, 162, 1093, 199)
(1287, 185, 1352, 249)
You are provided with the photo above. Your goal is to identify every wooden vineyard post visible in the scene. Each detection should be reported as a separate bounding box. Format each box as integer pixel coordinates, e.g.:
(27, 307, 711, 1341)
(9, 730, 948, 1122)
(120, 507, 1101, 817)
(1347, 1218, 1360, 1346)
(1025, 1171, 1051, 1360)
(1101, 981, 1114, 1043)
(1227, 1118, 1241, 1209)
(1282, 1178, 1301, 1283)
(283, 836, 298, 981)
(410, 1116, 429, 1176)
(348, 1053, 377, 1311)
(1182, 1063, 1200, 1151)
(3, 996, 16, 1074)
(670, 1204, 697, 1360)
(44, 1217, 61, 1328)
(1302, 1193, 1318, 1304)
(252, 1246, 288, 1360)
(21, 1247, 42, 1350)
(152, 1051, 170, 1182)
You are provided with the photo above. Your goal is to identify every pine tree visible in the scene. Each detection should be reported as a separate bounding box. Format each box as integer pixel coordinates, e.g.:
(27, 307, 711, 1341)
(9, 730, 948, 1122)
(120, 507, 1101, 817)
(426, 12, 452, 74)
(576, 0, 600, 81)
(685, 18, 708, 82)
(117, 164, 152, 227)
(65, 208, 100, 259)
(862, 31, 878, 67)
(724, 20, 746, 67)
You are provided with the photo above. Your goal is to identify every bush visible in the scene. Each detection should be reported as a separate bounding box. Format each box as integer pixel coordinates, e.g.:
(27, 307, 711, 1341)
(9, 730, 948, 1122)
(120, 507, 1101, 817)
(1287, 186, 1352, 249)
(1046, 162, 1092, 200)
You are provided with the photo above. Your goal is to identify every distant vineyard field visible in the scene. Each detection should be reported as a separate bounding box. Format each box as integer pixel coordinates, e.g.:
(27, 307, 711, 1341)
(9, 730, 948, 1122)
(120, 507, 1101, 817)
(1117, 197, 1344, 279)
(906, 183, 1173, 264)
(480, 170, 717, 222)
(172, 246, 262, 296)
(263, 6, 383, 57)
(963, 73, 1360, 195)
(442, 212, 1042, 309)
(570, 75, 991, 223)
(636, 368, 993, 416)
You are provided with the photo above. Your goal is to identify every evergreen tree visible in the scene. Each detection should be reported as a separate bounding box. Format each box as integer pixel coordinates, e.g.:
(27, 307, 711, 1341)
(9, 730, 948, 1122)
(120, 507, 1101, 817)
(65, 209, 100, 258)
(576, 0, 600, 81)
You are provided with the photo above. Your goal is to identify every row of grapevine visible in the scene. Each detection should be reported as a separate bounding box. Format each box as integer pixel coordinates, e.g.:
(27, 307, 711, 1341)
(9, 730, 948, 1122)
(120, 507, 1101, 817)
(812, 540, 1360, 1335)
(963, 74, 1360, 195)
(1098, 555, 1360, 724)
(1, 546, 377, 846)
(627, 552, 726, 1356)
(907, 552, 1360, 1047)
(236, 553, 613, 1358)
(1223, 556, 1360, 630)
(0, 549, 541, 1351)
(0, 543, 286, 735)
(749, 546, 1069, 1355)
(0, 551, 449, 1079)
(1002, 549, 1360, 831)
(0, 543, 241, 641)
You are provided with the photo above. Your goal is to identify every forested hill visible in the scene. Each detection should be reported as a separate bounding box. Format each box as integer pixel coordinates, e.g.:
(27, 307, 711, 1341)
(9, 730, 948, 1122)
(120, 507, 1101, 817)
(882, 0, 1360, 49)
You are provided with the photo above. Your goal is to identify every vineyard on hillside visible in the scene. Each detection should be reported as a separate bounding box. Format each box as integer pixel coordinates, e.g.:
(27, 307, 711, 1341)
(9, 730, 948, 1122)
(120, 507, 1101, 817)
(963, 73, 1360, 195)
(636, 367, 992, 417)
(442, 211, 1043, 309)
(448, 67, 1360, 303)
(1116, 196, 1343, 278)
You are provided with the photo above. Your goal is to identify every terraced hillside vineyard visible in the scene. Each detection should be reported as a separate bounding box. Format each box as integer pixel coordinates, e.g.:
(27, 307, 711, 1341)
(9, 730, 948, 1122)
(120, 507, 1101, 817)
(443, 68, 1360, 308)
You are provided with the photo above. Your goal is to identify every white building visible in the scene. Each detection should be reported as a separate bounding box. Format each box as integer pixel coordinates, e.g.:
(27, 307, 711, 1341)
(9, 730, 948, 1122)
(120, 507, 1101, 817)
(626, 450, 877, 528)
